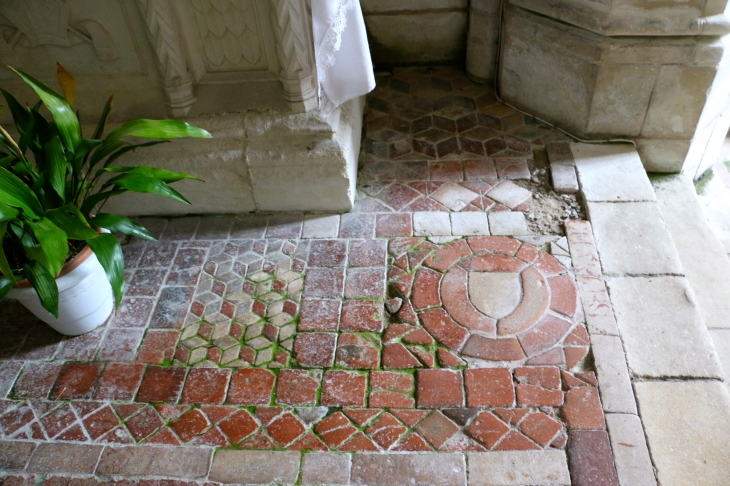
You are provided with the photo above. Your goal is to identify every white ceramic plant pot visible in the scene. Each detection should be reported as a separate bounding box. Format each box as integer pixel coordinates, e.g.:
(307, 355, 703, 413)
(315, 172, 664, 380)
(7, 246, 113, 336)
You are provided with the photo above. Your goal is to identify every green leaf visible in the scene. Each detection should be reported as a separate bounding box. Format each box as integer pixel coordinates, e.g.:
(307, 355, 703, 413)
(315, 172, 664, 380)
(44, 135, 66, 200)
(0, 203, 19, 223)
(27, 217, 68, 277)
(101, 141, 168, 169)
(105, 174, 190, 205)
(0, 166, 44, 218)
(1, 89, 35, 151)
(89, 213, 156, 241)
(8, 66, 81, 152)
(0, 222, 18, 285)
(80, 189, 126, 216)
(105, 119, 211, 143)
(92, 94, 114, 140)
(87, 234, 123, 308)
(23, 260, 58, 317)
(46, 205, 99, 240)
(102, 165, 202, 183)
(0, 277, 12, 301)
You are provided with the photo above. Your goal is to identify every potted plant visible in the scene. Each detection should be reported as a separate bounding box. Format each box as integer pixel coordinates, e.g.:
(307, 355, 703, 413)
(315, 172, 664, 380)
(0, 64, 210, 335)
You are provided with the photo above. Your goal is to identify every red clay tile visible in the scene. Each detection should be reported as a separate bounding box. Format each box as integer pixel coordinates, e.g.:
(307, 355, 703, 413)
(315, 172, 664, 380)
(437, 349, 466, 367)
(146, 427, 180, 445)
(494, 430, 540, 451)
(294, 333, 336, 367)
(137, 331, 180, 364)
(441, 267, 497, 333)
(417, 369, 464, 408)
(402, 329, 434, 345)
(549, 274, 578, 317)
(336, 333, 380, 369)
(340, 300, 384, 332)
(113, 403, 144, 420)
(465, 368, 515, 407)
(201, 405, 236, 424)
(345, 268, 386, 299)
(83, 406, 120, 440)
(51, 363, 103, 400)
(367, 413, 408, 449)
(298, 300, 341, 331)
(494, 408, 531, 426)
(56, 423, 87, 441)
(370, 390, 415, 408)
(267, 412, 305, 447)
(321, 371, 367, 407)
(564, 387, 606, 430)
(316, 412, 358, 447)
(125, 406, 164, 441)
(308, 240, 347, 267)
(136, 366, 187, 403)
(227, 369, 275, 405)
(419, 308, 470, 351)
(376, 214, 412, 237)
(467, 411, 509, 449)
(565, 347, 589, 369)
(409, 346, 435, 367)
(349, 240, 387, 267)
(39, 404, 75, 438)
(565, 324, 590, 345)
(338, 432, 379, 452)
(425, 240, 472, 272)
(517, 314, 572, 357)
(371, 371, 414, 392)
(416, 411, 459, 449)
(172, 409, 210, 442)
(303, 268, 345, 298)
(240, 432, 277, 449)
(290, 432, 329, 451)
(219, 410, 258, 444)
(520, 412, 563, 447)
(344, 409, 381, 426)
(382, 343, 421, 369)
(276, 369, 319, 405)
(94, 363, 146, 401)
(411, 268, 442, 310)
(14, 363, 62, 399)
(181, 368, 230, 404)
(393, 433, 432, 451)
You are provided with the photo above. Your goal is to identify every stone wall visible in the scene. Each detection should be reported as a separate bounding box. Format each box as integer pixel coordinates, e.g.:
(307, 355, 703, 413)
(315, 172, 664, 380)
(361, 0, 468, 65)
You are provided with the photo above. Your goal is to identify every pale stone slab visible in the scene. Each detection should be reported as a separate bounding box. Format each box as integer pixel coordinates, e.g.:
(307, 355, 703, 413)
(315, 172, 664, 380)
(351, 453, 466, 486)
(28, 443, 103, 474)
(488, 212, 529, 236)
(486, 181, 532, 209)
(565, 220, 602, 278)
(635, 381, 730, 486)
(709, 329, 730, 391)
(431, 182, 480, 211)
(605, 414, 657, 486)
(303, 214, 341, 239)
(451, 212, 489, 236)
(414, 212, 452, 236)
(210, 450, 300, 484)
(302, 452, 351, 485)
(587, 202, 684, 275)
(469, 272, 522, 319)
(653, 174, 730, 329)
(607, 276, 722, 379)
(575, 276, 619, 336)
(467, 451, 571, 485)
(551, 163, 579, 194)
(97, 446, 210, 478)
(591, 335, 637, 414)
(572, 143, 656, 202)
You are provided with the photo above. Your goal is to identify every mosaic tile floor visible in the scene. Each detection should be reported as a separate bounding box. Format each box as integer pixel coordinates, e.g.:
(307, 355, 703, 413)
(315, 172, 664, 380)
(0, 67, 619, 484)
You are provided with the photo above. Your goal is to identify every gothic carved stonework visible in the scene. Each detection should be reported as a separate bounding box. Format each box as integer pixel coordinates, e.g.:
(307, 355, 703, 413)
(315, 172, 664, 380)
(190, 0, 266, 70)
(271, 0, 318, 112)
(138, 0, 197, 117)
(1, 0, 119, 61)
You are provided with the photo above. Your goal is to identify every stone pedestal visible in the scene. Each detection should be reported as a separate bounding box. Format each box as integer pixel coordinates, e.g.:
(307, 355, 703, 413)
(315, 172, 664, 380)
(496, 2, 730, 176)
(465, 0, 501, 83)
(0, 0, 362, 213)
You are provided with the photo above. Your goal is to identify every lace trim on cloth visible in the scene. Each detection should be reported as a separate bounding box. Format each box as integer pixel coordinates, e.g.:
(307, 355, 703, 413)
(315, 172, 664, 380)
(312, 0, 375, 107)
(315, 0, 357, 85)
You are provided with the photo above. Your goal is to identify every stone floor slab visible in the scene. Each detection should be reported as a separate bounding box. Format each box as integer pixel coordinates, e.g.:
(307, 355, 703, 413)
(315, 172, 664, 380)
(351, 453, 467, 486)
(571, 143, 656, 202)
(97, 446, 211, 478)
(27, 443, 103, 475)
(591, 335, 637, 414)
(488, 212, 528, 236)
(635, 381, 730, 486)
(302, 452, 352, 485)
(303, 214, 341, 239)
(605, 414, 657, 486)
(467, 451, 570, 486)
(709, 329, 730, 392)
(587, 202, 683, 275)
(210, 450, 301, 484)
(607, 276, 722, 379)
(653, 174, 730, 329)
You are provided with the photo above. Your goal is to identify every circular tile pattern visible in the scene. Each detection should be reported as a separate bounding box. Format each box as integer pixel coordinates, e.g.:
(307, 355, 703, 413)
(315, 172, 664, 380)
(392, 236, 579, 365)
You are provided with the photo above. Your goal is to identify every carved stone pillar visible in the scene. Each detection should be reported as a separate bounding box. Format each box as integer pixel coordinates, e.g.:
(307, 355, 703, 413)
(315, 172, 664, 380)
(137, 0, 197, 117)
(270, 0, 318, 112)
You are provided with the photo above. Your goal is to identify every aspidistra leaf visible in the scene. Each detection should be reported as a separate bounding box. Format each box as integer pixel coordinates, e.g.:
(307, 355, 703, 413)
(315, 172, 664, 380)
(46, 205, 99, 240)
(105, 174, 190, 205)
(0, 277, 12, 301)
(87, 234, 123, 308)
(44, 135, 66, 200)
(0, 166, 43, 218)
(56, 63, 76, 107)
(27, 217, 68, 277)
(89, 213, 156, 241)
(102, 165, 202, 183)
(0, 222, 18, 285)
(23, 260, 58, 317)
(92, 93, 114, 140)
(80, 189, 127, 216)
(8, 66, 81, 151)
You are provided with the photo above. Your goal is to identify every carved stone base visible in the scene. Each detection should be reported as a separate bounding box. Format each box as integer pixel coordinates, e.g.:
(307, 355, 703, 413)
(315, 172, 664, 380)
(104, 97, 364, 215)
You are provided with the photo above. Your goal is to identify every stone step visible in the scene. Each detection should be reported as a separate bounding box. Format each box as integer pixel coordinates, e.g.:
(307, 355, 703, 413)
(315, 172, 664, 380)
(570, 142, 730, 486)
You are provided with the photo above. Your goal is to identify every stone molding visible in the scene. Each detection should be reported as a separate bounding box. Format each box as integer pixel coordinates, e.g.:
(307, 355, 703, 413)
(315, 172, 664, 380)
(137, 0, 197, 117)
(271, 0, 319, 112)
